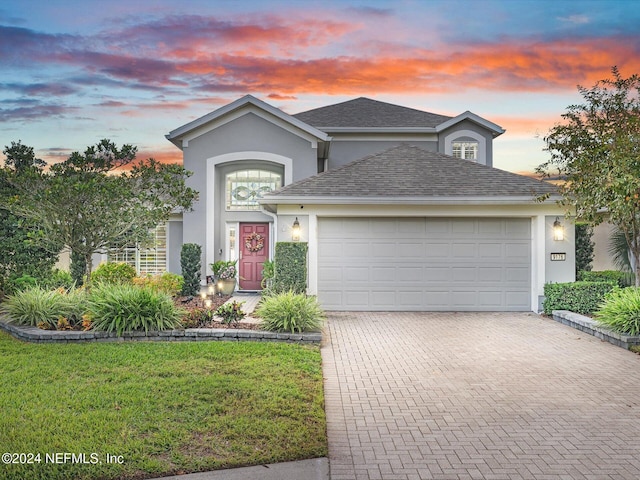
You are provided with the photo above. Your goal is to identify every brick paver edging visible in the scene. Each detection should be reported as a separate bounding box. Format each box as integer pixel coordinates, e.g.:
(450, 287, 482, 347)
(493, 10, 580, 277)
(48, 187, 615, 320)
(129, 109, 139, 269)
(552, 309, 640, 349)
(0, 318, 321, 344)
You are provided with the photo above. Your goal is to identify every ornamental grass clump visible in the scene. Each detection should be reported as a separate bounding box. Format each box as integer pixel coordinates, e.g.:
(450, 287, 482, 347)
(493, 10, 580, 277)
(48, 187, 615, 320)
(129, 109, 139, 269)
(1, 286, 87, 329)
(88, 283, 183, 335)
(256, 290, 324, 333)
(596, 287, 640, 336)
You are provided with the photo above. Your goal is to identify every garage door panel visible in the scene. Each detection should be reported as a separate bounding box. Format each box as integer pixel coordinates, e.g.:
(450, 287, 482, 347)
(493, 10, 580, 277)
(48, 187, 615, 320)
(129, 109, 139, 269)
(425, 243, 450, 257)
(318, 218, 531, 311)
(506, 267, 529, 282)
(478, 267, 503, 281)
(452, 267, 477, 281)
(452, 243, 477, 257)
(479, 243, 502, 258)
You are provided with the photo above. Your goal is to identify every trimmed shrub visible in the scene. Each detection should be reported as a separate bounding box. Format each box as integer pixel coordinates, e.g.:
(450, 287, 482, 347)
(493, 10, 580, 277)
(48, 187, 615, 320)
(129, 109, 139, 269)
(596, 287, 640, 335)
(90, 262, 136, 285)
(6, 274, 38, 293)
(543, 281, 617, 315)
(273, 242, 307, 294)
(577, 270, 634, 288)
(257, 290, 324, 333)
(181, 307, 215, 328)
(133, 272, 184, 297)
(1, 286, 87, 328)
(42, 269, 75, 290)
(181, 243, 202, 296)
(88, 283, 183, 335)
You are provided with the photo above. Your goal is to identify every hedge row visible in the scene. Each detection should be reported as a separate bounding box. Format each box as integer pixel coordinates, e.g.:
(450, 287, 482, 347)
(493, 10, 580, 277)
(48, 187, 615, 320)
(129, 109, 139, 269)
(273, 242, 308, 294)
(577, 270, 634, 288)
(543, 281, 617, 315)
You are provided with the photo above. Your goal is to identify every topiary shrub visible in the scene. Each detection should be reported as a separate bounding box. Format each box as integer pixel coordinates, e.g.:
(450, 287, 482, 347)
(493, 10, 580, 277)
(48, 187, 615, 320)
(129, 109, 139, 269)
(577, 270, 634, 288)
(273, 242, 307, 294)
(90, 262, 136, 285)
(596, 287, 640, 335)
(88, 283, 183, 335)
(180, 243, 202, 296)
(256, 290, 324, 333)
(543, 281, 617, 315)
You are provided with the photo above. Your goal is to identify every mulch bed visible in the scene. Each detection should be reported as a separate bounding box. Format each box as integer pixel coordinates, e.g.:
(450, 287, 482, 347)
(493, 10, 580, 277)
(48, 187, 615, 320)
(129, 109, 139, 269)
(174, 294, 262, 330)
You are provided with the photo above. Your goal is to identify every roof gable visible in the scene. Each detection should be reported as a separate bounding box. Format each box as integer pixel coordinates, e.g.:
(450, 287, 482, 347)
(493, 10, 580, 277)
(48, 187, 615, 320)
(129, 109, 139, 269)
(166, 94, 330, 148)
(263, 145, 557, 202)
(293, 97, 452, 129)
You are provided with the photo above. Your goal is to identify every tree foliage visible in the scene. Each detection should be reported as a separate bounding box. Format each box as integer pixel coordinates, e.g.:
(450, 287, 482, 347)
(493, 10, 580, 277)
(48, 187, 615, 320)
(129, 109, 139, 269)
(536, 67, 640, 285)
(575, 222, 594, 275)
(1, 139, 198, 284)
(0, 141, 59, 295)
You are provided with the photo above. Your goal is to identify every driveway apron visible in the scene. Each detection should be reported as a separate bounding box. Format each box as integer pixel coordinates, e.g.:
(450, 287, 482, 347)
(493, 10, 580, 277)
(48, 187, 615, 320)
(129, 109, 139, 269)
(322, 312, 640, 480)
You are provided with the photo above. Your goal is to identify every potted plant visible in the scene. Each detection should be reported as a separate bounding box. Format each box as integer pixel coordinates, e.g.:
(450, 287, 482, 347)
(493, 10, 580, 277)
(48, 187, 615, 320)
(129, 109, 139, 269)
(211, 260, 237, 295)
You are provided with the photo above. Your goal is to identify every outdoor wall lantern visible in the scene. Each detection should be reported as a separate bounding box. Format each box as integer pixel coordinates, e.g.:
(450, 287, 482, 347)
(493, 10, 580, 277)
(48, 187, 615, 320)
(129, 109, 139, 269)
(553, 217, 564, 241)
(292, 217, 301, 242)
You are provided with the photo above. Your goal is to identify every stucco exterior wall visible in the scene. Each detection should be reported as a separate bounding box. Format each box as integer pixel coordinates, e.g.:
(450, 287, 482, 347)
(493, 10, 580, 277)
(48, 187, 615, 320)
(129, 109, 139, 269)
(592, 221, 617, 271)
(166, 217, 183, 275)
(179, 112, 319, 280)
(438, 119, 495, 167)
(327, 135, 438, 169)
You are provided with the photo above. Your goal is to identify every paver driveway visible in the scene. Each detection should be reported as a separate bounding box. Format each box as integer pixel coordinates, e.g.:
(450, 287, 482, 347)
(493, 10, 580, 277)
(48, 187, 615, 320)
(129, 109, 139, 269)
(322, 312, 640, 480)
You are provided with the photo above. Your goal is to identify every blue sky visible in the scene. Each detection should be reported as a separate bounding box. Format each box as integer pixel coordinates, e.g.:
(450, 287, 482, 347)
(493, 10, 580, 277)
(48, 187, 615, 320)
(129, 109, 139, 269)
(1, 0, 639, 174)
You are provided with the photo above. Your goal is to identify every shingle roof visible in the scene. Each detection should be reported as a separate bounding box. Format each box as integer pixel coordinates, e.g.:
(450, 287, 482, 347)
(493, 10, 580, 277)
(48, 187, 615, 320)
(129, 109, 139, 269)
(293, 97, 452, 128)
(265, 145, 557, 199)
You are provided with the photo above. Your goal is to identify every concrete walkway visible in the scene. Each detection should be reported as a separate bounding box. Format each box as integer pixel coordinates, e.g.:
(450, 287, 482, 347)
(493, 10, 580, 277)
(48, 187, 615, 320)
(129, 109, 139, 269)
(322, 311, 640, 480)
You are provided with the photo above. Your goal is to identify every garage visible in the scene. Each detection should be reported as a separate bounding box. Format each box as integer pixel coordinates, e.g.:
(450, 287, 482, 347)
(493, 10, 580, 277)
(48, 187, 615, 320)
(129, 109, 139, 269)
(317, 217, 531, 311)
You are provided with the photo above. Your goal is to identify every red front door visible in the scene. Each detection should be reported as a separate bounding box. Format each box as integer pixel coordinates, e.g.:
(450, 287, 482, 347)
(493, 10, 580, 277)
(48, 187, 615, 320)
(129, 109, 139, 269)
(239, 223, 269, 290)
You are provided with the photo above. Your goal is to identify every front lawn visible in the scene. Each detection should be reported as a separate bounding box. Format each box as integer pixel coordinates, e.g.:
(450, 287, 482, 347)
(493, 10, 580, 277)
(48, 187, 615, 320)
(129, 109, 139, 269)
(0, 332, 326, 480)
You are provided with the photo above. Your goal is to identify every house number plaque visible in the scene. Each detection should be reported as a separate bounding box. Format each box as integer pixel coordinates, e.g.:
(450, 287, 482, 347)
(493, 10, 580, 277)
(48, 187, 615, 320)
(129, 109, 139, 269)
(550, 253, 566, 261)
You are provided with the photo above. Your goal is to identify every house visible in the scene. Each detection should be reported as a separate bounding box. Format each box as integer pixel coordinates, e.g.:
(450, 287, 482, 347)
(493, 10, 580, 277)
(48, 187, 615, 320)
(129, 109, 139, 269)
(161, 95, 574, 312)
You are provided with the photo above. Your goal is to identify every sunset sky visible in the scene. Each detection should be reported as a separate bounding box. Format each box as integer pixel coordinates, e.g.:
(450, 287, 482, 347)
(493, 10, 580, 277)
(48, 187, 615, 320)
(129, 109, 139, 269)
(1, 0, 639, 175)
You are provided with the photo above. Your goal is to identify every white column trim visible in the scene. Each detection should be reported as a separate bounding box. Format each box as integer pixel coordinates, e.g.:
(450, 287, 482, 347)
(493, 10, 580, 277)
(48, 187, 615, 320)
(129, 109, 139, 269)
(531, 215, 546, 312)
(308, 213, 318, 295)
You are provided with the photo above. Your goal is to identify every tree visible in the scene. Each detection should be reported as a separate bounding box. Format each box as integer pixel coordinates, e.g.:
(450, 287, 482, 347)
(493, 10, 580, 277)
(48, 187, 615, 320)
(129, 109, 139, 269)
(574, 222, 595, 275)
(536, 67, 640, 285)
(2, 139, 198, 285)
(0, 141, 59, 294)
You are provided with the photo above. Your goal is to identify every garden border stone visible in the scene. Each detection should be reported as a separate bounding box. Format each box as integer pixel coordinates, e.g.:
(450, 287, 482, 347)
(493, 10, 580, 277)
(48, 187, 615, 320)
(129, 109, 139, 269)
(0, 316, 322, 344)
(552, 309, 640, 349)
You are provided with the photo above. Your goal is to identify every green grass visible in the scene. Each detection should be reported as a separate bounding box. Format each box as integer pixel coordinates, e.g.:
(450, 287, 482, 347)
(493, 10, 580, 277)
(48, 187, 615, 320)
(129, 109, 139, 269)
(0, 332, 326, 480)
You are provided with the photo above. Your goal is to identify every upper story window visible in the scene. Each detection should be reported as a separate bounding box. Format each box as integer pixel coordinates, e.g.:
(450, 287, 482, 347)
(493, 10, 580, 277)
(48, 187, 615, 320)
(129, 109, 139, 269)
(452, 141, 478, 161)
(226, 169, 282, 211)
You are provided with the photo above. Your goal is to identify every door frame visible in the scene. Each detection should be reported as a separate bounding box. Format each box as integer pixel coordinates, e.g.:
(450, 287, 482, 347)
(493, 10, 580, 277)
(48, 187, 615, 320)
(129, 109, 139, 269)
(230, 221, 271, 291)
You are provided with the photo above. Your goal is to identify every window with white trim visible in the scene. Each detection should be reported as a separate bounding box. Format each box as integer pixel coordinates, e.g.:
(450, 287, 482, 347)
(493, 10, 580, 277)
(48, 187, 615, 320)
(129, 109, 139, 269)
(452, 141, 478, 161)
(226, 170, 282, 211)
(108, 224, 167, 275)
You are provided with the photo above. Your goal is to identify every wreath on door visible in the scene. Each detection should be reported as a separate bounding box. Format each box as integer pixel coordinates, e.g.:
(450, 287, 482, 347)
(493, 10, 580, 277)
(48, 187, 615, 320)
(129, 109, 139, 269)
(245, 232, 265, 252)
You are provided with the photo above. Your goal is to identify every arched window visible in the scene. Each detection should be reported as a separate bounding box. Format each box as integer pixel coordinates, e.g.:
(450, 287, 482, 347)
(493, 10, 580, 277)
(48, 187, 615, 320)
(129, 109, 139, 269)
(225, 169, 282, 211)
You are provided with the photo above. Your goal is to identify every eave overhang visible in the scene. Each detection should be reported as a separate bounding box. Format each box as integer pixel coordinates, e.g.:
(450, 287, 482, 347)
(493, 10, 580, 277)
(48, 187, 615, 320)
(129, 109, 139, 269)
(435, 111, 505, 138)
(259, 194, 562, 213)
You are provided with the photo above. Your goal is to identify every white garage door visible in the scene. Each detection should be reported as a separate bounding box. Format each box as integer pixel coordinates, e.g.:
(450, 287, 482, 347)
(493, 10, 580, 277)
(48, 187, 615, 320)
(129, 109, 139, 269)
(317, 217, 531, 311)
